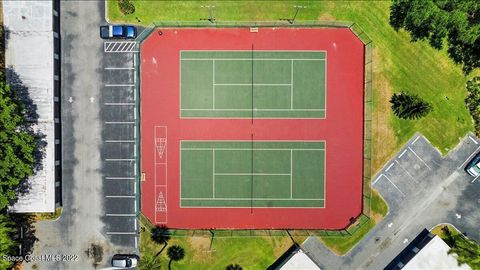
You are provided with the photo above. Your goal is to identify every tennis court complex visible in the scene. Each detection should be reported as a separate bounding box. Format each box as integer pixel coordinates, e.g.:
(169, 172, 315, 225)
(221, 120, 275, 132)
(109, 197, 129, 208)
(180, 141, 325, 208)
(180, 51, 326, 118)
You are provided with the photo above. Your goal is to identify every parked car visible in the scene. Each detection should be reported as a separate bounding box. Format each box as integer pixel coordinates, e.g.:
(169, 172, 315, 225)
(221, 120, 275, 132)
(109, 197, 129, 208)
(100, 25, 137, 39)
(465, 152, 480, 176)
(111, 254, 139, 269)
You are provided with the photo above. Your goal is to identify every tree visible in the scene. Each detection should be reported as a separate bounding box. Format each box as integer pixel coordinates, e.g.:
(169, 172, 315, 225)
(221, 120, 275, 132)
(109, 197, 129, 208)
(390, 92, 432, 120)
(151, 225, 171, 257)
(0, 81, 38, 208)
(167, 245, 185, 270)
(442, 226, 480, 269)
(390, 0, 480, 74)
(118, 0, 135, 15)
(138, 253, 162, 270)
(226, 263, 243, 270)
(465, 77, 480, 136)
(0, 214, 17, 270)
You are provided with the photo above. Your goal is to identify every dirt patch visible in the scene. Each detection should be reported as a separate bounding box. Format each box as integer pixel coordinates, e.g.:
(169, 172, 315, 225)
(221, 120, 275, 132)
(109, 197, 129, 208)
(317, 2, 336, 21)
(85, 243, 104, 268)
(188, 236, 213, 263)
(267, 236, 294, 257)
(371, 47, 397, 173)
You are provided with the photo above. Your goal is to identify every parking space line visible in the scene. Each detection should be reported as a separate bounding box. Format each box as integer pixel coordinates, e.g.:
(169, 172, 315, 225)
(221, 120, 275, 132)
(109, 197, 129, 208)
(106, 214, 136, 217)
(134, 219, 138, 231)
(105, 140, 135, 143)
(105, 177, 135, 180)
(104, 103, 135, 106)
(106, 232, 137, 235)
(134, 184, 136, 195)
(105, 158, 135, 161)
(385, 163, 395, 172)
(407, 147, 431, 170)
(398, 149, 408, 158)
(472, 175, 480, 183)
(394, 160, 417, 183)
(105, 84, 135, 87)
(135, 236, 138, 249)
(105, 122, 135, 124)
(106, 195, 136, 198)
(469, 135, 478, 145)
(458, 145, 480, 169)
(382, 174, 406, 197)
(411, 136, 421, 145)
(105, 67, 135, 70)
(372, 175, 382, 185)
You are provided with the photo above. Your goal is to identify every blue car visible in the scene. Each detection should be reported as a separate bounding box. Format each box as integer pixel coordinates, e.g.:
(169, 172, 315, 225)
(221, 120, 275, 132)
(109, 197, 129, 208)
(100, 25, 137, 39)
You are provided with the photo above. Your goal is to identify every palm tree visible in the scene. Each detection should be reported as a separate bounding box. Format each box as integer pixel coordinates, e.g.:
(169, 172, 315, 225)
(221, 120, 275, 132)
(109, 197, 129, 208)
(226, 263, 243, 270)
(448, 233, 480, 268)
(151, 225, 171, 257)
(167, 245, 185, 270)
(138, 253, 162, 270)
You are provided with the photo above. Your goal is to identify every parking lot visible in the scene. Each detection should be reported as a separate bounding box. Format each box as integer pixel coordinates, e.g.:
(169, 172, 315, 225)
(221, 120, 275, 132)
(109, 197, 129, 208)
(101, 41, 139, 248)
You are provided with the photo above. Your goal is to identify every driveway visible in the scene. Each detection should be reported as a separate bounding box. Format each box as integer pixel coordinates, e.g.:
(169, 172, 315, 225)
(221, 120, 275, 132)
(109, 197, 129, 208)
(24, 1, 139, 269)
(303, 132, 480, 269)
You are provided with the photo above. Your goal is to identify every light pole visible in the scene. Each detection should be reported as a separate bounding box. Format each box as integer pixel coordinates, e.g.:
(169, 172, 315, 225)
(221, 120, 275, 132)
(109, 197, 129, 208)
(281, 5, 307, 24)
(200, 5, 216, 24)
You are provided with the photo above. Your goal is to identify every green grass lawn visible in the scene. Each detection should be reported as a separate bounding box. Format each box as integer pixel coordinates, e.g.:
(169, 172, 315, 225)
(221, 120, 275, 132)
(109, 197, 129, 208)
(139, 215, 305, 270)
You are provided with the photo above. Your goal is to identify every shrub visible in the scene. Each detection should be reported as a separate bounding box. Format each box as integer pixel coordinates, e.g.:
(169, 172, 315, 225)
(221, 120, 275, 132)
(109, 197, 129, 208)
(118, 0, 135, 15)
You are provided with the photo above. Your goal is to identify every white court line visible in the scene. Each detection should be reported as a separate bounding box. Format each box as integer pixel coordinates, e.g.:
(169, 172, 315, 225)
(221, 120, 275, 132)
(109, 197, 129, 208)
(212, 150, 215, 198)
(105, 177, 135, 180)
(290, 149, 293, 199)
(182, 148, 324, 151)
(394, 160, 417, 183)
(469, 136, 478, 145)
(398, 149, 408, 158)
(214, 83, 291, 86)
(214, 173, 291, 176)
(105, 67, 135, 70)
(105, 140, 135, 143)
(181, 58, 325, 61)
(290, 60, 294, 109)
(104, 103, 135, 106)
(385, 163, 395, 172)
(471, 175, 480, 183)
(181, 108, 324, 111)
(382, 174, 406, 197)
(407, 147, 431, 170)
(106, 195, 136, 198)
(411, 136, 421, 145)
(181, 198, 324, 201)
(104, 122, 135, 124)
(106, 214, 136, 217)
(105, 84, 135, 87)
(105, 158, 135, 161)
(106, 232, 137, 235)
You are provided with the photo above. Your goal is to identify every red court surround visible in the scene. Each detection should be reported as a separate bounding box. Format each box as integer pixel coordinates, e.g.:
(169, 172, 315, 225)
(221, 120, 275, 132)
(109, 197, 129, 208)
(140, 28, 364, 229)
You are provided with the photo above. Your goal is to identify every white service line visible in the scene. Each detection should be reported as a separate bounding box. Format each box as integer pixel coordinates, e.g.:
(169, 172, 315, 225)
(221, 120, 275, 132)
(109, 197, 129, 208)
(457, 145, 480, 169)
(469, 135, 478, 145)
(407, 147, 431, 170)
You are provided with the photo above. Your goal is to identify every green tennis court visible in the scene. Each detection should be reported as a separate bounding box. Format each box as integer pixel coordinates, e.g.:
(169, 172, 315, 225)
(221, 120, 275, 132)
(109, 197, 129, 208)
(180, 141, 325, 208)
(180, 51, 326, 118)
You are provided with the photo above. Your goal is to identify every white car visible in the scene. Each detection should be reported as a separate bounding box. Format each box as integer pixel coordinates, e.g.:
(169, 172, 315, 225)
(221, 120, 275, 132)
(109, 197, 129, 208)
(111, 254, 139, 269)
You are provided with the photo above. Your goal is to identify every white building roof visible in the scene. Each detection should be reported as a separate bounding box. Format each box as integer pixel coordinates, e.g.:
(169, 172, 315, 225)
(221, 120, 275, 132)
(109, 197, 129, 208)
(279, 249, 321, 270)
(403, 235, 472, 270)
(3, 0, 56, 212)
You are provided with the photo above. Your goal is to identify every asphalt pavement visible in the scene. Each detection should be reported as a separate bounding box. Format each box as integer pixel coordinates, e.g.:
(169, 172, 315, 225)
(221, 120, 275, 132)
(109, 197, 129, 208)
(303, 132, 480, 269)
